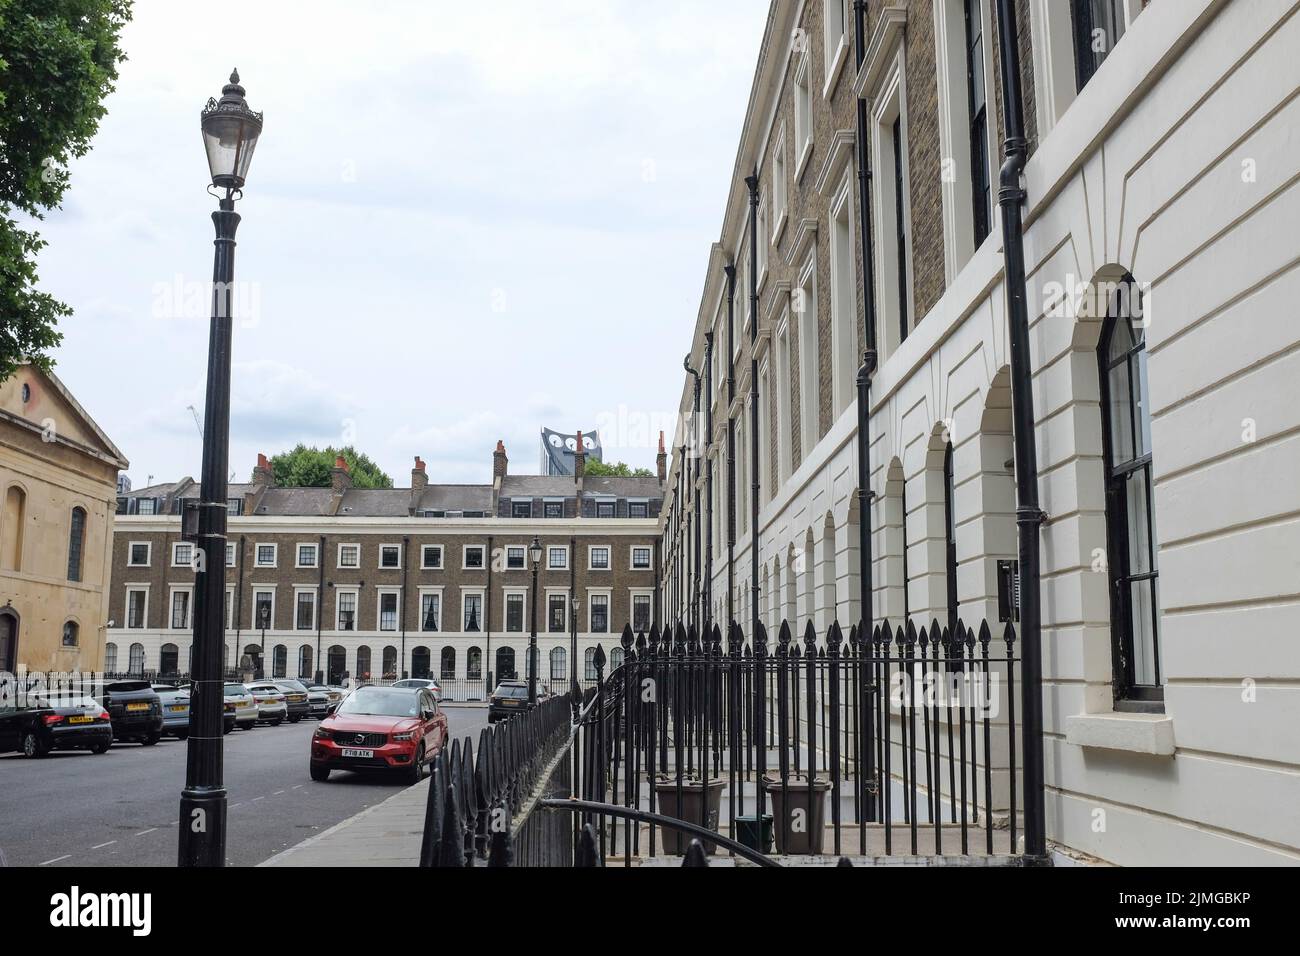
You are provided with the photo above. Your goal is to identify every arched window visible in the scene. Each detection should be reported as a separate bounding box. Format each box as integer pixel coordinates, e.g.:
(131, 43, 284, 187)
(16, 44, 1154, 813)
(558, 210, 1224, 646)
(103, 641, 117, 673)
(944, 443, 959, 631)
(160, 642, 179, 675)
(63, 620, 80, 647)
(584, 647, 598, 681)
(128, 643, 145, 675)
(272, 645, 288, 678)
(356, 646, 371, 681)
(440, 646, 456, 681)
(382, 646, 398, 680)
(298, 645, 313, 681)
(466, 646, 482, 681)
(67, 507, 87, 582)
(1099, 276, 1162, 704)
(610, 647, 624, 672)
(2, 486, 26, 571)
(549, 646, 566, 680)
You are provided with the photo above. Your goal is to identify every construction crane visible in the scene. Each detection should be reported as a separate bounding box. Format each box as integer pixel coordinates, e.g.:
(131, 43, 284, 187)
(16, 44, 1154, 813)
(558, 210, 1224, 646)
(187, 405, 203, 439)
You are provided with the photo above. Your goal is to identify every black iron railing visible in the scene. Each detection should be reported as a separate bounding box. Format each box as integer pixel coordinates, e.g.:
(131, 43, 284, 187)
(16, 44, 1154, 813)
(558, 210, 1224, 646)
(421, 616, 1037, 867)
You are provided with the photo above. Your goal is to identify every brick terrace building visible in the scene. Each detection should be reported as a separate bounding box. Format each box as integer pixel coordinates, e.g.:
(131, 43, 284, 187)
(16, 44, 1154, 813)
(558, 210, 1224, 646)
(107, 439, 663, 697)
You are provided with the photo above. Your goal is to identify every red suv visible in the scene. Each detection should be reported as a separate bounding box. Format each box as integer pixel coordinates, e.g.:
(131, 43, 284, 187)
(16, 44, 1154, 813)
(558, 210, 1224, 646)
(310, 685, 448, 784)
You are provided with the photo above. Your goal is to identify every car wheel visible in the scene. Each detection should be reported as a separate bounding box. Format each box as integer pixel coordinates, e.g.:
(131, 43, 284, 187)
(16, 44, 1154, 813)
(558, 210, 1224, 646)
(240, 722, 255, 731)
(90, 742, 110, 755)
(271, 718, 283, 727)
(405, 743, 426, 785)
(141, 732, 161, 747)
(174, 731, 189, 741)
(22, 732, 49, 758)
(222, 723, 233, 735)
(288, 715, 302, 724)
(309, 764, 330, 782)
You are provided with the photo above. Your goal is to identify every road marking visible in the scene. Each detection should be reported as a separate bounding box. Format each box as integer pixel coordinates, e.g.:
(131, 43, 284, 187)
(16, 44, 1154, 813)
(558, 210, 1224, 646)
(135, 828, 157, 837)
(251, 796, 264, 802)
(273, 790, 286, 795)
(91, 840, 117, 850)
(39, 855, 71, 866)
(230, 803, 244, 809)
(292, 784, 303, 790)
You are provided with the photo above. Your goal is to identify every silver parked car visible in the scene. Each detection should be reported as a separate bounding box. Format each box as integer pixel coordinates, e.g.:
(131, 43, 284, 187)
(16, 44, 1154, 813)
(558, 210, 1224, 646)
(152, 684, 191, 739)
(247, 683, 289, 725)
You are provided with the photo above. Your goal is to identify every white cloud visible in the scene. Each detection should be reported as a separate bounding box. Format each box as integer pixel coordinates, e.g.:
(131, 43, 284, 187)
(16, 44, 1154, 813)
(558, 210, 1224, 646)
(37, 0, 768, 488)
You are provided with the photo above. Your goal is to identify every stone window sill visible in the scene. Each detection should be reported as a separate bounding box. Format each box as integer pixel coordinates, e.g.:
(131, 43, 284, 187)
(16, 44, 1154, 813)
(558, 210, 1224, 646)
(1064, 712, 1176, 756)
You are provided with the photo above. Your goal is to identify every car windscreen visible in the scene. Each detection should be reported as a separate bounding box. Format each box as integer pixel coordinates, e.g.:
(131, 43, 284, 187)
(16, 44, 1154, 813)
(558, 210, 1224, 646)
(224, 685, 249, 696)
(337, 688, 422, 718)
(31, 695, 101, 710)
(276, 680, 307, 692)
(106, 681, 152, 693)
(494, 685, 528, 699)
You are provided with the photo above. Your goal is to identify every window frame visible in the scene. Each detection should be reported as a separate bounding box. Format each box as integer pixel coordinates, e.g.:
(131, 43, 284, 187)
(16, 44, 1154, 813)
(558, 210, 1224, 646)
(127, 541, 152, 568)
(1097, 276, 1163, 708)
(421, 544, 444, 570)
(547, 546, 569, 571)
(125, 586, 149, 630)
(337, 543, 361, 569)
(376, 588, 402, 633)
(294, 587, 318, 631)
(252, 587, 276, 631)
(295, 542, 319, 570)
(419, 587, 443, 633)
(171, 541, 194, 568)
(462, 545, 486, 571)
(630, 546, 653, 571)
(169, 585, 193, 631)
(336, 588, 359, 632)
(378, 543, 402, 570)
(461, 590, 485, 633)
(254, 542, 278, 569)
(588, 545, 611, 572)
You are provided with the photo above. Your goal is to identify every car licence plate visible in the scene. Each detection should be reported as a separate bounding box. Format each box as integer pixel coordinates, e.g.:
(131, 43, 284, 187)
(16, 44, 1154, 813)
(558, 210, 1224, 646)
(168, 705, 186, 712)
(341, 748, 374, 759)
(127, 702, 149, 712)
(68, 716, 94, 724)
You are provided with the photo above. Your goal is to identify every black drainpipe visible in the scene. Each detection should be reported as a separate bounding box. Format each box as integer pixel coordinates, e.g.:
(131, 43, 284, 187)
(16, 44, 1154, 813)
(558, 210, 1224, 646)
(232, 534, 245, 678)
(400, 536, 409, 679)
(485, 534, 494, 695)
(685, 354, 702, 632)
(853, 0, 881, 822)
(724, 262, 737, 634)
(994, 0, 1047, 863)
(745, 174, 761, 651)
(704, 331, 715, 633)
(315, 534, 325, 684)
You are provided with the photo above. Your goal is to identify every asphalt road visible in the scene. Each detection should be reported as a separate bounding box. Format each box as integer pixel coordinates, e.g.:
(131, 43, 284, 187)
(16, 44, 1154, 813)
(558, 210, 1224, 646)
(0, 706, 493, 867)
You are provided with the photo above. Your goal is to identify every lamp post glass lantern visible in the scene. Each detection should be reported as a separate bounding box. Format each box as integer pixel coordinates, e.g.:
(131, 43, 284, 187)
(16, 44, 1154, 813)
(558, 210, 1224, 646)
(179, 71, 262, 869)
(570, 597, 581, 706)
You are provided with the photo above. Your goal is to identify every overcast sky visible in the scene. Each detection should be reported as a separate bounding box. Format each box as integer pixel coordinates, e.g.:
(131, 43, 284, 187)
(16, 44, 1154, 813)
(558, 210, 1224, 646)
(34, 0, 767, 488)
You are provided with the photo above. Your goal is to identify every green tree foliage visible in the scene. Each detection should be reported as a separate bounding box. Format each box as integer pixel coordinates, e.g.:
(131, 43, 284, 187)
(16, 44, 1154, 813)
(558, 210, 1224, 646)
(266, 445, 394, 490)
(0, 0, 133, 380)
(583, 459, 654, 479)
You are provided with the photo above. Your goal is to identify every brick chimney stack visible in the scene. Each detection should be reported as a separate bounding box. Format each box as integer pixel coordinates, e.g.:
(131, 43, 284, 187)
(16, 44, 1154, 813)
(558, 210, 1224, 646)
(253, 452, 275, 488)
(331, 455, 352, 494)
(493, 440, 509, 479)
(656, 431, 667, 485)
(573, 431, 586, 482)
(409, 456, 428, 515)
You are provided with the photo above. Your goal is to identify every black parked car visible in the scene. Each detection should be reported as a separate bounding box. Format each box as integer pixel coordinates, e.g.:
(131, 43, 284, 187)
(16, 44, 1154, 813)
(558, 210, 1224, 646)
(265, 678, 311, 722)
(488, 680, 542, 723)
(101, 680, 164, 745)
(0, 694, 113, 758)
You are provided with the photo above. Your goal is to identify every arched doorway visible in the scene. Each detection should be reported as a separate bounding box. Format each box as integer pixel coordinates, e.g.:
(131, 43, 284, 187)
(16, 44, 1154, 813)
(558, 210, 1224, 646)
(160, 643, 179, 676)
(327, 645, 347, 685)
(243, 644, 264, 679)
(0, 610, 17, 672)
(411, 646, 431, 680)
(382, 646, 397, 680)
(496, 646, 516, 681)
(356, 646, 371, 682)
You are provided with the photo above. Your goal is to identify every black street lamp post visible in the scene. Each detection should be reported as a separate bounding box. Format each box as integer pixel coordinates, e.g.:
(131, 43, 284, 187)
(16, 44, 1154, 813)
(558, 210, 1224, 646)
(527, 537, 543, 705)
(179, 70, 262, 868)
(569, 596, 581, 709)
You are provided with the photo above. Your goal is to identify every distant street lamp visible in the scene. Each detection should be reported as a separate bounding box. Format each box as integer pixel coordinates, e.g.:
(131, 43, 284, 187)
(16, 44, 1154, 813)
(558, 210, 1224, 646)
(528, 537, 544, 704)
(570, 596, 582, 711)
(179, 70, 263, 869)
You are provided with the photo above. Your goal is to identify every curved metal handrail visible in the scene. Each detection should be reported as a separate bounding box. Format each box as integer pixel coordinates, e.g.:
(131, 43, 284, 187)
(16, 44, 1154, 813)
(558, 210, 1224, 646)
(539, 798, 781, 868)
